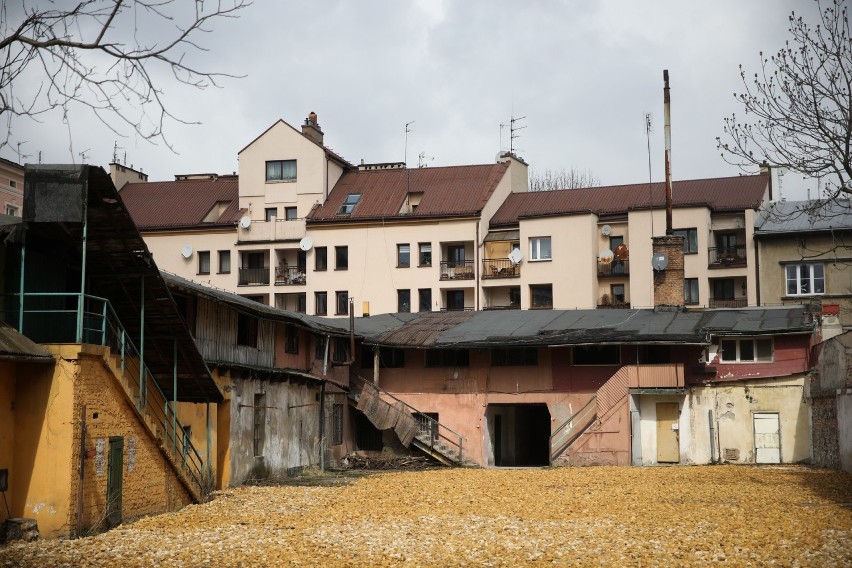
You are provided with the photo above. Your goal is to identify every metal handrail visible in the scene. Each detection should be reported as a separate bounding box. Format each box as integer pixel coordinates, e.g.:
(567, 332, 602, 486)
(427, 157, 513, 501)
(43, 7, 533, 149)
(6, 292, 209, 498)
(549, 395, 597, 461)
(351, 374, 467, 463)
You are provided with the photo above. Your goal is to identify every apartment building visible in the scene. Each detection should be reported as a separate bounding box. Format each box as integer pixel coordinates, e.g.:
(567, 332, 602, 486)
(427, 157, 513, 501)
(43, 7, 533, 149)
(0, 156, 24, 216)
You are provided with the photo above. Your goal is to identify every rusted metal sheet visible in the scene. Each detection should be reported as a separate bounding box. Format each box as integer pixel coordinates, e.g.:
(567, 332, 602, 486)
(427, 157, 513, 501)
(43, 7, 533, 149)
(595, 367, 629, 417)
(627, 364, 685, 388)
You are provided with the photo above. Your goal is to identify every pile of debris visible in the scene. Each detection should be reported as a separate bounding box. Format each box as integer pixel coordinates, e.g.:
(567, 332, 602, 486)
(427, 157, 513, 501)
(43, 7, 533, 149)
(341, 453, 440, 470)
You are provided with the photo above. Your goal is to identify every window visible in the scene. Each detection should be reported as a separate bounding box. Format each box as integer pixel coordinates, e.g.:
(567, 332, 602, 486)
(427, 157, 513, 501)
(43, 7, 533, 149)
(333, 337, 349, 363)
(198, 251, 211, 274)
(9, 180, 16, 188)
(446, 290, 465, 310)
(720, 338, 773, 363)
(419, 243, 432, 266)
(361, 346, 406, 368)
(530, 237, 552, 261)
(335, 246, 348, 270)
(237, 314, 258, 347)
(296, 293, 307, 313)
(285, 324, 299, 354)
(315, 247, 327, 271)
(332, 404, 344, 446)
(315, 336, 328, 360)
(338, 193, 361, 215)
(491, 348, 538, 366)
(419, 288, 432, 312)
(397, 289, 411, 312)
(712, 279, 735, 300)
(397, 244, 410, 268)
(218, 251, 231, 274)
(611, 284, 626, 304)
(426, 349, 469, 367)
(266, 159, 297, 181)
(4, 204, 17, 216)
(265, 207, 277, 221)
(684, 278, 699, 304)
(785, 263, 825, 296)
(673, 228, 698, 253)
(253, 393, 266, 457)
(573, 345, 620, 365)
(530, 284, 553, 309)
(336, 291, 349, 315)
(285, 207, 298, 221)
(315, 292, 328, 315)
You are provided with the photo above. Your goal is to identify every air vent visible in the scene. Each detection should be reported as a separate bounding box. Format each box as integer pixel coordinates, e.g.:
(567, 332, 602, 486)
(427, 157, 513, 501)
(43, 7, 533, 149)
(724, 448, 740, 462)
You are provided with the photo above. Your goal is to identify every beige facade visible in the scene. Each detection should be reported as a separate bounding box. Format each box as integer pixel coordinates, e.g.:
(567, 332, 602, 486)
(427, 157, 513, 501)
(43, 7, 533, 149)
(142, 228, 238, 291)
(0, 157, 23, 216)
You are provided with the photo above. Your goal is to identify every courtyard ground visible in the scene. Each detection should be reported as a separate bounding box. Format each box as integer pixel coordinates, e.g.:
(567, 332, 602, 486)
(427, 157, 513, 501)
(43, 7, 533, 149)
(1, 465, 850, 567)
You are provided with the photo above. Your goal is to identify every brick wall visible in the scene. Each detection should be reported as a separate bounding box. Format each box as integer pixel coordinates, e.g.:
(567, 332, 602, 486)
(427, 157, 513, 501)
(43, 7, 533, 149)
(652, 235, 685, 307)
(69, 352, 192, 535)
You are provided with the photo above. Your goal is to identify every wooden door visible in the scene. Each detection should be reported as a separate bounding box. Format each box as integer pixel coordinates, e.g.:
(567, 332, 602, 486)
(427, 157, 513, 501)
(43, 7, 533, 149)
(106, 437, 124, 528)
(656, 402, 680, 463)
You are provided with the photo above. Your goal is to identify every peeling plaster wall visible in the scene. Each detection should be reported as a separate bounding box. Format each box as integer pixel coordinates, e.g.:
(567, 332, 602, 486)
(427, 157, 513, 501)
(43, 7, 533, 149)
(838, 393, 852, 473)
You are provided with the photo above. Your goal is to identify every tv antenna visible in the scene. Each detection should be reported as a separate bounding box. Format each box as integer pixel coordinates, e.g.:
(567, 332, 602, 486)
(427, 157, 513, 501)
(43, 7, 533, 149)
(79, 148, 91, 163)
(15, 142, 31, 164)
(418, 151, 433, 168)
(509, 115, 526, 154)
(404, 121, 415, 166)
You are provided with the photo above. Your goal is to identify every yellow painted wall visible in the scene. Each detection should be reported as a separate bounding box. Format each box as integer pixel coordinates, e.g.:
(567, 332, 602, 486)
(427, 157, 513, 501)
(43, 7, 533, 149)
(0, 362, 17, 525)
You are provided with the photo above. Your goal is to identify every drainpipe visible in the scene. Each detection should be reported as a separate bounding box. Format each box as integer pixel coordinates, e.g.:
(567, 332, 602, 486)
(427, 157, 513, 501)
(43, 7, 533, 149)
(475, 220, 480, 311)
(663, 69, 673, 236)
(76, 220, 88, 343)
(708, 409, 716, 463)
(754, 235, 761, 307)
(17, 231, 25, 334)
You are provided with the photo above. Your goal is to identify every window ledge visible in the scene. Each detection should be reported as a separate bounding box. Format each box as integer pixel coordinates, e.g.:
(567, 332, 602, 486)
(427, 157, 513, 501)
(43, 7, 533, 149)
(529, 259, 552, 263)
(265, 179, 297, 184)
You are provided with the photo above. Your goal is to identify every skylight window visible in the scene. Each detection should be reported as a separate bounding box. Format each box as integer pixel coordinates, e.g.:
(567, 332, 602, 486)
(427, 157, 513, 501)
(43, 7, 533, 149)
(338, 193, 361, 215)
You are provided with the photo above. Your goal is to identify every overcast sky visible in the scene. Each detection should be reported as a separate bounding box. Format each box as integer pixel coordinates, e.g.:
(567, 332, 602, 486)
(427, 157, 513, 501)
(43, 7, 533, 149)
(6, 0, 825, 200)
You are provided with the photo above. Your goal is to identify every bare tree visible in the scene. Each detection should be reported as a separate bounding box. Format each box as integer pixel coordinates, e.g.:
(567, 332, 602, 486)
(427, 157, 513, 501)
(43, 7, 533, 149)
(528, 167, 600, 191)
(717, 0, 851, 202)
(0, 0, 249, 153)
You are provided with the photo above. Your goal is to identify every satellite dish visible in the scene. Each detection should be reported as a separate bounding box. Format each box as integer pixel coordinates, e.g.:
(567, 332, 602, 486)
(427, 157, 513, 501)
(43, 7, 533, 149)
(614, 243, 629, 260)
(599, 249, 614, 264)
(299, 236, 314, 251)
(508, 248, 523, 265)
(652, 252, 670, 271)
(239, 215, 252, 230)
(601, 224, 612, 236)
(180, 244, 193, 259)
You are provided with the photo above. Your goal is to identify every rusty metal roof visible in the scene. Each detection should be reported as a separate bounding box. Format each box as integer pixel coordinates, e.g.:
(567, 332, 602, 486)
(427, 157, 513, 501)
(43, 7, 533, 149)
(0, 320, 52, 362)
(307, 163, 510, 222)
(490, 174, 768, 227)
(120, 176, 240, 230)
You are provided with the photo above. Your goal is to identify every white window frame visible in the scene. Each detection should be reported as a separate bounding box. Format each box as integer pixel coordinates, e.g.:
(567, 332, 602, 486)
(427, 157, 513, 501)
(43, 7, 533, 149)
(785, 263, 825, 296)
(530, 237, 552, 261)
(720, 337, 773, 363)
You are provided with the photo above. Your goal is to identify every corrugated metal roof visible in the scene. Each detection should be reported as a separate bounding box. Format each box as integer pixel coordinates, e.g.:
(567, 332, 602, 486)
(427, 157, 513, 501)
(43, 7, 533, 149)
(121, 176, 240, 230)
(489, 174, 768, 227)
(0, 320, 52, 361)
(365, 306, 813, 348)
(754, 199, 852, 235)
(484, 230, 520, 242)
(307, 163, 510, 222)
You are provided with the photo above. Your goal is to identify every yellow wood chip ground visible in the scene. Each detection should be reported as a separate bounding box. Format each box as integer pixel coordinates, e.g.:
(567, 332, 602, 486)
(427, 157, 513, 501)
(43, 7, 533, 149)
(1, 465, 850, 567)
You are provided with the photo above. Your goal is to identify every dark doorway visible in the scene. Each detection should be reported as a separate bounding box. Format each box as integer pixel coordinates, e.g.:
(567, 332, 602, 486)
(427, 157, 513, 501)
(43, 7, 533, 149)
(353, 411, 383, 451)
(106, 436, 123, 528)
(487, 404, 551, 466)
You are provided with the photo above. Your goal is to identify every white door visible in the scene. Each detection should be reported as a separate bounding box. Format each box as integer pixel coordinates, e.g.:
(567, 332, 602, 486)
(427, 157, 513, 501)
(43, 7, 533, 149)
(754, 412, 781, 464)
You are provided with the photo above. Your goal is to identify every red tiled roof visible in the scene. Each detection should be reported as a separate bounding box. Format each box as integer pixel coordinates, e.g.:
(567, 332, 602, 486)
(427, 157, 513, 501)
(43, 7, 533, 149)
(120, 177, 240, 230)
(307, 162, 510, 222)
(489, 174, 768, 227)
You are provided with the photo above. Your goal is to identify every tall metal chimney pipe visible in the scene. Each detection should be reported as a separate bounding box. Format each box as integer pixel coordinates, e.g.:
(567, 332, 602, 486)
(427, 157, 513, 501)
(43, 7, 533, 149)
(663, 69, 673, 235)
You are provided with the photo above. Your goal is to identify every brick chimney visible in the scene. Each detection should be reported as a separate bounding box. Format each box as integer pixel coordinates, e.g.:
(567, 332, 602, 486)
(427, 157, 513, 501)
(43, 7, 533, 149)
(652, 235, 685, 307)
(301, 111, 324, 145)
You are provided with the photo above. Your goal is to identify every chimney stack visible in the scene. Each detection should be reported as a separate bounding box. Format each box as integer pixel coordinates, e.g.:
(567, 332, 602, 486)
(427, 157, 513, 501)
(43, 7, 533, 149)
(652, 235, 685, 308)
(301, 111, 324, 145)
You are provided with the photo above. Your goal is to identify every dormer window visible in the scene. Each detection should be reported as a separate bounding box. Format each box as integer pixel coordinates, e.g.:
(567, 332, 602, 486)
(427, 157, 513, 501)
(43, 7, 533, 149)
(202, 200, 232, 222)
(266, 160, 297, 182)
(338, 193, 361, 215)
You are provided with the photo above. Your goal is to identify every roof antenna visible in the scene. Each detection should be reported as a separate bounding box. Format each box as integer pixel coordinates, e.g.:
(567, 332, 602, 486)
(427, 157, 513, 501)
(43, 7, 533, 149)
(404, 121, 415, 167)
(509, 115, 526, 155)
(645, 112, 654, 237)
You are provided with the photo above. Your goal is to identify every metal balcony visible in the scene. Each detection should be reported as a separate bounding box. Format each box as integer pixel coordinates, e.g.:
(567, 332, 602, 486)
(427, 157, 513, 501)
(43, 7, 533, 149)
(238, 267, 270, 286)
(597, 259, 629, 277)
(440, 260, 475, 280)
(708, 245, 747, 267)
(275, 265, 307, 286)
(481, 258, 520, 279)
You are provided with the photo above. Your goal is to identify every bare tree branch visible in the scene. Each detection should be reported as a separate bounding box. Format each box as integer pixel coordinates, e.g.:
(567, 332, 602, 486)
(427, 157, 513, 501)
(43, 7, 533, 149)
(528, 167, 600, 191)
(717, 0, 851, 204)
(0, 0, 250, 154)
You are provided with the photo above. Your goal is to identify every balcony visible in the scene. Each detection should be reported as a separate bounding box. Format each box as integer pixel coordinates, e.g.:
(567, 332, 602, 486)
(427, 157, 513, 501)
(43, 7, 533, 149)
(481, 258, 520, 279)
(597, 259, 629, 277)
(596, 302, 631, 309)
(709, 298, 747, 308)
(275, 265, 307, 286)
(440, 260, 475, 280)
(708, 245, 747, 268)
(238, 218, 306, 243)
(238, 267, 270, 286)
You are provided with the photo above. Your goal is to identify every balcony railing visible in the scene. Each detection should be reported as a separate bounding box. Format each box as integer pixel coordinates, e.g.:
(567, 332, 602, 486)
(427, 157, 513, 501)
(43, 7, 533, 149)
(597, 259, 629, 277)
(238, 267, 270, 286)
(275, 265, 307, 286)
(441, 306, 475, 312)
(708, 245, 747, 267)
(481, 258, 520, 279)
(440, 260, 475, 280)
(482, 304, 521, 311)
(597, 301, 631, 309)
(709, 298, 748, 308)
